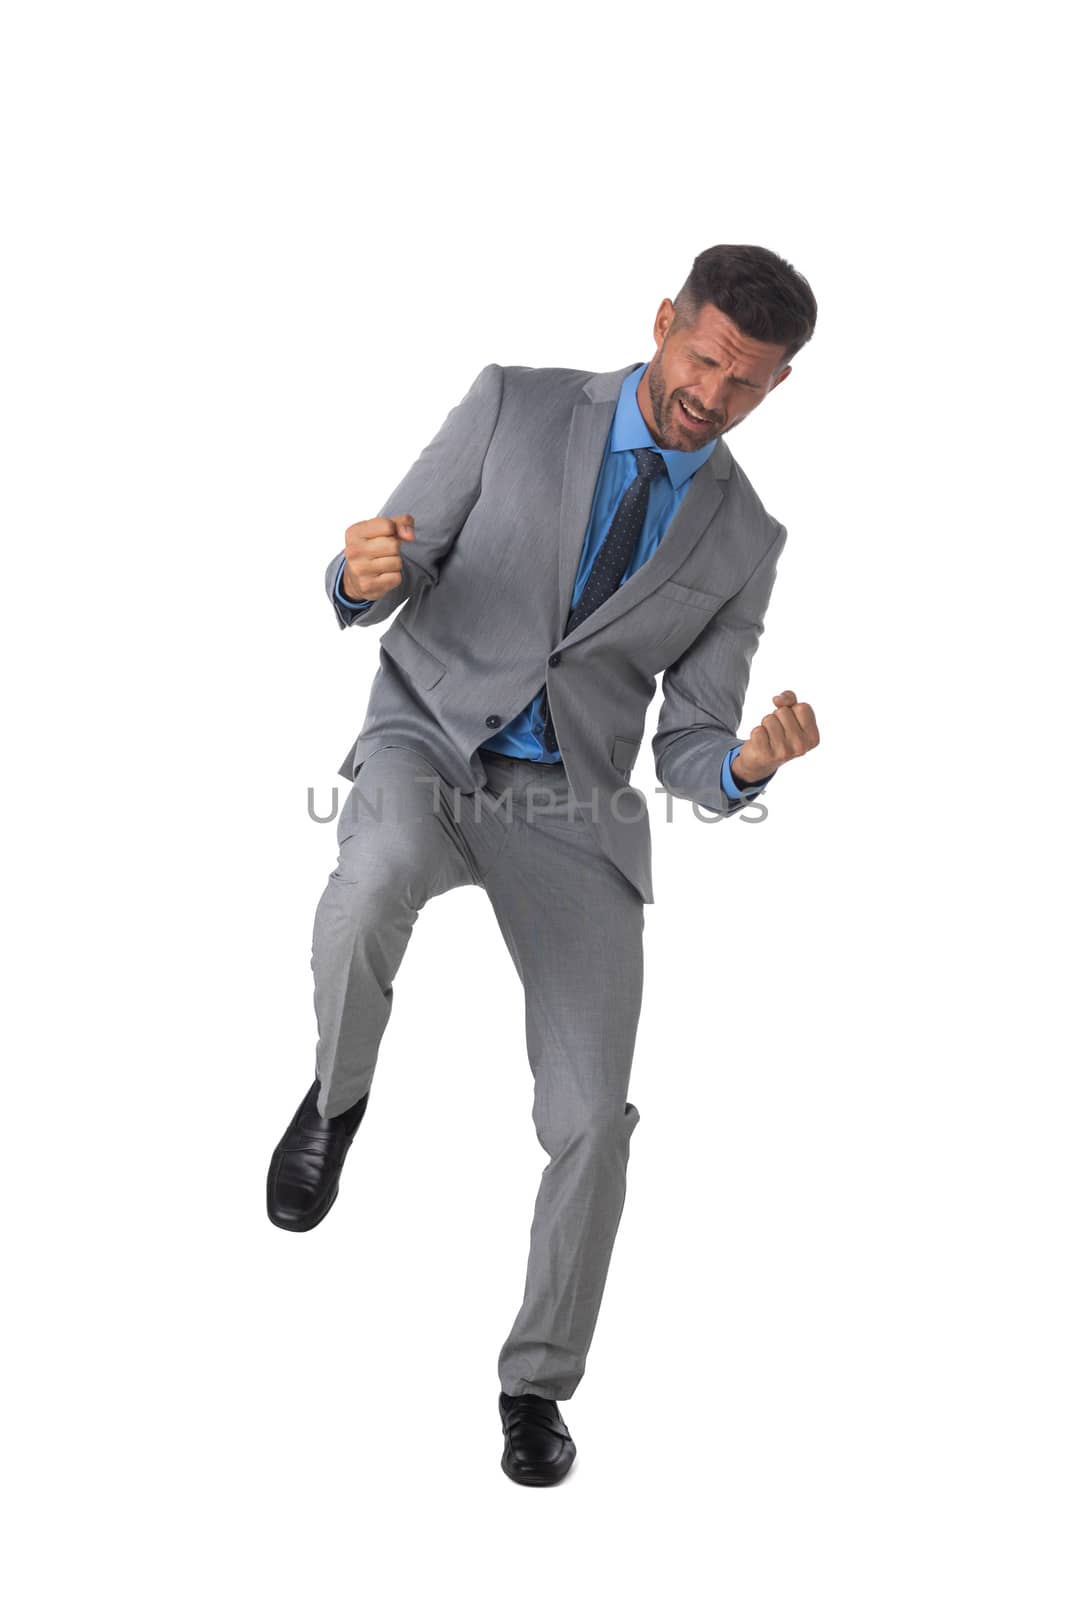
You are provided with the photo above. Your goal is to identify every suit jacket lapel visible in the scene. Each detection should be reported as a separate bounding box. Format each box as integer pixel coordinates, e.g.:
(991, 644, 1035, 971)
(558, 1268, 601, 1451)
(557, 391, 619, 630)
(556, 364, 733, 646)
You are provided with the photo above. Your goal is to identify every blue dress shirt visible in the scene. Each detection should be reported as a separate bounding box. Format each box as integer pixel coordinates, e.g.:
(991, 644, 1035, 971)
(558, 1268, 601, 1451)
(335, 362, 773, 802)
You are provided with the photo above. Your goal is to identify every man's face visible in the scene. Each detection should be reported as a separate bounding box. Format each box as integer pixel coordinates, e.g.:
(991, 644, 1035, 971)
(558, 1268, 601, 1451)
(636, 298, 792, 451)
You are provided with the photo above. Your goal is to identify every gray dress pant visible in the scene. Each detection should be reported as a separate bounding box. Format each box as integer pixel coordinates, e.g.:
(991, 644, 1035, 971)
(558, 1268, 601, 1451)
(309, 744, 645, 1401)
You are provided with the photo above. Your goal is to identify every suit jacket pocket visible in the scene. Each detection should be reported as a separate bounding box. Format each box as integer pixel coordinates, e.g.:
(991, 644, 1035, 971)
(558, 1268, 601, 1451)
(659, 579, 726, 612)
(380, 621, 448, 691)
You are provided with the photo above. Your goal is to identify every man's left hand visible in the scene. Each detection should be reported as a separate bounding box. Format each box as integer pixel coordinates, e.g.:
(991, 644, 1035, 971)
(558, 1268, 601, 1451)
(730, 690, 820, 787)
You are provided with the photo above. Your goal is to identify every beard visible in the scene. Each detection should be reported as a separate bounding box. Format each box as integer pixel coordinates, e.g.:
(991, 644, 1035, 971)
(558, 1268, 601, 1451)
(645, 351, 728, 451)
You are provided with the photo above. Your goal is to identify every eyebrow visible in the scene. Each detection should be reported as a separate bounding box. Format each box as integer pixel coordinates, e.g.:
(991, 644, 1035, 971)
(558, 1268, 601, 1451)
(689, 349, 760, 388)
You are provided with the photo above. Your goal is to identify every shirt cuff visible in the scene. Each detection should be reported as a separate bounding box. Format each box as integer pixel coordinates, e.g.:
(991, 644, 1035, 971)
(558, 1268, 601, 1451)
(334, 563, 373, 610)
(721, 745, 774, 800)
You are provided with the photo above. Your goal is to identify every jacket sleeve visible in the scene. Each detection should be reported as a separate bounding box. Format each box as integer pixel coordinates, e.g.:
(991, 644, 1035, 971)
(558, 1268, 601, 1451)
(327, 362, 506, 630)
(653, 521, 787, 814)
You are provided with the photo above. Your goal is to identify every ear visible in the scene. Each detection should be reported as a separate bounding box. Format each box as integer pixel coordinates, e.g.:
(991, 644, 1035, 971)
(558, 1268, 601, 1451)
(769, 363, 792, 392)
(652, 298, 675, 349)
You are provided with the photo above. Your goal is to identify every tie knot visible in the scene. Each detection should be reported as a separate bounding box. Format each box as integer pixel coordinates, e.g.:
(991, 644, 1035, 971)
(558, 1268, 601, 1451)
(634, 448, 667, 481)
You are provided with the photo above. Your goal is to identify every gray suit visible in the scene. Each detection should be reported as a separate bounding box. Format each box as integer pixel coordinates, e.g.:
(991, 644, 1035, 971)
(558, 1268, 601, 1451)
(313, 360, 786, 1400)
(327, 360, 786, 907)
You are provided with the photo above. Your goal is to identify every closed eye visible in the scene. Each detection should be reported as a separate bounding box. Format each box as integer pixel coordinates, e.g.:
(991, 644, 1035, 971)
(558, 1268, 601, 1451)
(689, 349, 759, 389)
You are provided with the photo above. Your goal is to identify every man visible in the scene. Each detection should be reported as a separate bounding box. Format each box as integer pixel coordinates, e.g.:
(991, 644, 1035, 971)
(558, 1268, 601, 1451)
(266, 244, 820, 1486)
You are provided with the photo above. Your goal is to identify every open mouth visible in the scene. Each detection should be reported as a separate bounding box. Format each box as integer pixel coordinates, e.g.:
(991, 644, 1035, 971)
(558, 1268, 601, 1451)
(677, 396, 715, 429)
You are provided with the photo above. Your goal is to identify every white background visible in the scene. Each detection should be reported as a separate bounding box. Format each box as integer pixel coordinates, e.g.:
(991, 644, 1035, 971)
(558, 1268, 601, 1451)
(4, 2, 1064, 1596)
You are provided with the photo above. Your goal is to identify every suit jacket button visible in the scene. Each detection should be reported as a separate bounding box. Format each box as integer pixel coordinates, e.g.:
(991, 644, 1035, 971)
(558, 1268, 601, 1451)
(485, 714, 501, 728)
(548, 653, 562, 667)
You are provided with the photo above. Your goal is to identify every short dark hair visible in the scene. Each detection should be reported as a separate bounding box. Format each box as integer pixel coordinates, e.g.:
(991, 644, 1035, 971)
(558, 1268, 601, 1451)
(672, 244, 817, 366)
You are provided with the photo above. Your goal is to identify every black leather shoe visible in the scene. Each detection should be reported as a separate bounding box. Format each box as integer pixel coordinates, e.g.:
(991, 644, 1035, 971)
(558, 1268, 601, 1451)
(499, 1391, 577, 1486)
(266, 1080, 370, 1232)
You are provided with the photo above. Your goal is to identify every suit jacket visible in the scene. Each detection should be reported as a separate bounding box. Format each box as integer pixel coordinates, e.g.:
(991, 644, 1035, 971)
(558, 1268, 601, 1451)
(325, 360, 787, 905)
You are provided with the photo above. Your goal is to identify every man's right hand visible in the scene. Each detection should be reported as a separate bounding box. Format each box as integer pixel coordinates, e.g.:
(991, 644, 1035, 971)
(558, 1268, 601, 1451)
(341, 515, 416, 602)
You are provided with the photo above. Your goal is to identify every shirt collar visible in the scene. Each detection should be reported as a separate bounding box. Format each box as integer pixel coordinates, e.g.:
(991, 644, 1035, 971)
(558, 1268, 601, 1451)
(609, 361, 717, 490)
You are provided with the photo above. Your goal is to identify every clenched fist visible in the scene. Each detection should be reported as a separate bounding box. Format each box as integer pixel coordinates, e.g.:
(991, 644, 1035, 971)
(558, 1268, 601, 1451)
(341, 515, 416, 602)
(730, 689, 819, 786)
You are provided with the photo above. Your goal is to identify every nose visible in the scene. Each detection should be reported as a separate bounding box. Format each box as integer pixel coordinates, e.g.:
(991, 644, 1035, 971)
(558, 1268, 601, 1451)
(693, 374, 729, 417)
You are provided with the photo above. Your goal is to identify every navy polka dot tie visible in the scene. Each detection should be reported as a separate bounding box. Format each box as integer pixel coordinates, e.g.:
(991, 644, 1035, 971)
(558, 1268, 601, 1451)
(540, 447, 667, 754)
